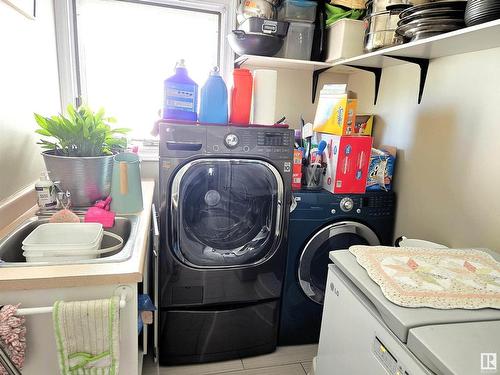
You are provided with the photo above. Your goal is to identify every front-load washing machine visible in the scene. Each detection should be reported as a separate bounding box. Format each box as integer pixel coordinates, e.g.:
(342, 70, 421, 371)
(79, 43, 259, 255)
(279, 189, 396, 345)
(158, 123, 293, 364)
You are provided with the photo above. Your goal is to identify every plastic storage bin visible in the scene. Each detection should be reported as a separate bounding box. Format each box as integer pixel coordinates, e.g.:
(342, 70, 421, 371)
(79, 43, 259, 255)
(22, 223, 103, 250)
(279, 0, 317, 23)
(279, 21, 315, 60)
(326, 19, 364, 62)
(21, 223, 124, 262)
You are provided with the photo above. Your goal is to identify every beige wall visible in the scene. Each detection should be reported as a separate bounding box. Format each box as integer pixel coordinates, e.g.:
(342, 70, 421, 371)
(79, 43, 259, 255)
(0, 1, 60, 202)
(347, 47, 500, 250)
(273, 69, 347, 129)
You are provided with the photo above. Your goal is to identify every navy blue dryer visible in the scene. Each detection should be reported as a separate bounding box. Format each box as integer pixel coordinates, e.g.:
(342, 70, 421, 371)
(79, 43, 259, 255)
(279, 189, 396, 345)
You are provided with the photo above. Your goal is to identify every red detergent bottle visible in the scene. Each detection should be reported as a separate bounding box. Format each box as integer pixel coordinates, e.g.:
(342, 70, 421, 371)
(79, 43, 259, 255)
(229, 68, 253, 125)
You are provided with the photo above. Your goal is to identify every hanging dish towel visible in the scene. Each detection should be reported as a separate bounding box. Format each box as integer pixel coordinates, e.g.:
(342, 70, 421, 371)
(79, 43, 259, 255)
(52, 297, 120, 375)
(350, 245, 500, 309)
(0, 305, 26, 375)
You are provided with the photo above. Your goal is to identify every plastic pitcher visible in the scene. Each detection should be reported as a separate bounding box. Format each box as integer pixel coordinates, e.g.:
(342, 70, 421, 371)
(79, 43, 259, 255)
(110, 153, 143, 214)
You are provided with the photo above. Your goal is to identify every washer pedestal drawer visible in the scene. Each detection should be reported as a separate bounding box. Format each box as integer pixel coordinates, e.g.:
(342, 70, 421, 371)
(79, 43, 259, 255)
(159, 300, 279, 365)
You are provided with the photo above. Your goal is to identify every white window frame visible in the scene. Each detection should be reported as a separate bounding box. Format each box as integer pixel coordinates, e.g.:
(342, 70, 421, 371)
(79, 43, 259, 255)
(53, 0, 236, 112)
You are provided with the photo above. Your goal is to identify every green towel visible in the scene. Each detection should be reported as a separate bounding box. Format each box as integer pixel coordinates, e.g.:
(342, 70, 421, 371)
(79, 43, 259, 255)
(325, 4, 365, 27)
(52, 297, 120, 375)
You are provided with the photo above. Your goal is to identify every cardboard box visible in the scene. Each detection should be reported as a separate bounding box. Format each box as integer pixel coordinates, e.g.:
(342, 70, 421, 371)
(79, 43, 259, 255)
(321, 135, 372, 194)
(354, 114, 374, 136)
(313, 84, 358, 136)
(292, 149, 303, 190)
(366, 146, 396, 191)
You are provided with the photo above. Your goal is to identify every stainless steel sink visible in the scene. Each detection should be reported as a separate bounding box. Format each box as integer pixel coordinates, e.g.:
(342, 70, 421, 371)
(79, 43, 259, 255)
(0, 215, 140, 267)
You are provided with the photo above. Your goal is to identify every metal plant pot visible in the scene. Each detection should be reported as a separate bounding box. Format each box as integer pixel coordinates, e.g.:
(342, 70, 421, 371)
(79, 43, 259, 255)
(42, 151, 114, 207)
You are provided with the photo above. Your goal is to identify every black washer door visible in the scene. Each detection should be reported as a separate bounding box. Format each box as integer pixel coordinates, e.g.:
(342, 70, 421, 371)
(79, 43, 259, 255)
(298, 221, 380, 304)
(170, 159, 284, 268)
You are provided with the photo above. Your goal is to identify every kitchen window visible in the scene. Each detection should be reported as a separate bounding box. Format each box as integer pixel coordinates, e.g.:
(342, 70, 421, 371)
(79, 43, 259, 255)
(54, 0, 235, 139)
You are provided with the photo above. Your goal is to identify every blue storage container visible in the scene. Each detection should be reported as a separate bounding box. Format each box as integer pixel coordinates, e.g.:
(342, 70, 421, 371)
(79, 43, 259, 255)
(162, 59, 198, 122)
(199, 67, 228, 125)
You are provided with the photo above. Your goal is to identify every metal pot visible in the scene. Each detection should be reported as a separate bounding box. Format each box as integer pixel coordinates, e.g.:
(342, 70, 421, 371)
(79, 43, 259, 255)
(366, 0, 412, 15)
(365, 9, 402, 33)
(364, 30, 403, 52)
(363, 6, 405, 51)
(239, 17, 289, 37)
(42, 151, 114, 207)
(237, 0, 276, 25)
(228, 30, 284, 56)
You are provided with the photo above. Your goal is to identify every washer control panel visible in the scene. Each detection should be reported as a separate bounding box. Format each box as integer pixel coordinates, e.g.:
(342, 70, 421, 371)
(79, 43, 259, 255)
(340, 197, 354, 212)
(206, 128, 293, 159)
(314, 193, 396, 218)
(224, 133, 240, 149)
(257, 131, 288, 147)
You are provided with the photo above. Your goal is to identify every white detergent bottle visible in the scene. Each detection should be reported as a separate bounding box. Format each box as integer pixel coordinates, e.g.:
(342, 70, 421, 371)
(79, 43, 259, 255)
(35, 172, 57, 209)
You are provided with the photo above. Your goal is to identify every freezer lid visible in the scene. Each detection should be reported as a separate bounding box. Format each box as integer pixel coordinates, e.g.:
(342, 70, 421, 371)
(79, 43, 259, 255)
(407, 321, 500, 375)
(330, 250, 500, 343)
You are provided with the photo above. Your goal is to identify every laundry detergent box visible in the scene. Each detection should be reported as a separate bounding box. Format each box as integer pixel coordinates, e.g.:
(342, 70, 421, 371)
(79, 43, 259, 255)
(292, 149, 303, 190)
(313, 84, 358, 136)
(354, 114, 374, 136)
(366, 146, 396, 191)
(320, 134, 372, 194)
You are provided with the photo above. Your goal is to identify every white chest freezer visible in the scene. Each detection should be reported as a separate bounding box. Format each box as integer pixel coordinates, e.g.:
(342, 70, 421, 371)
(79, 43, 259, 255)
(315, 250, 500, 375)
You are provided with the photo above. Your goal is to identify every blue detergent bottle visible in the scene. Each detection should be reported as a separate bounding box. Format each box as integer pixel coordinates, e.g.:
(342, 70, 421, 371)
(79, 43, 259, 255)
(162, 59, 198, 122)
(199, 67, 228, 125)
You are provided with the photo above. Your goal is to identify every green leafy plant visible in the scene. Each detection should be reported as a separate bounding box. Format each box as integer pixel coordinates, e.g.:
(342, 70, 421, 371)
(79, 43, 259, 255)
(34, 104, 130, 157)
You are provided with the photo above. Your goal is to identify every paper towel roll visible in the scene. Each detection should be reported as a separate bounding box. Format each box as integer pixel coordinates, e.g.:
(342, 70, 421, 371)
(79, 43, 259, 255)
(252, 69, 277, 126)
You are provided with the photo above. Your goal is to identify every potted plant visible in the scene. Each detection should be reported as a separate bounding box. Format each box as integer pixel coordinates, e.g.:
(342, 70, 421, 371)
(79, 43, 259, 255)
(34, 104, 130, 207)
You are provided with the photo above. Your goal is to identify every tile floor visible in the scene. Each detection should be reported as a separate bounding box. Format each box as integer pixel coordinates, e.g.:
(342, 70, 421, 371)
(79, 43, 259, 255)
(143, 344, 317, 375)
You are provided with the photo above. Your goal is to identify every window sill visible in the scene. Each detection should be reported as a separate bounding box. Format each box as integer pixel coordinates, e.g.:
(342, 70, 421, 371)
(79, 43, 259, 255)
(131, 139, 159, 162)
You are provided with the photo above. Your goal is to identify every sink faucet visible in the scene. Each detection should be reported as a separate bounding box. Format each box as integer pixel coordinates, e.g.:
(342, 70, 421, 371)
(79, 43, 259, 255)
(36, 183, 75, 217)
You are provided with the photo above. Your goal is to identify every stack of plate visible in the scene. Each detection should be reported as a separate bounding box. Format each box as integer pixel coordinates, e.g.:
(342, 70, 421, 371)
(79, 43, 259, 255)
(396, 1, 467, 42)
(465, 0, 500, 26)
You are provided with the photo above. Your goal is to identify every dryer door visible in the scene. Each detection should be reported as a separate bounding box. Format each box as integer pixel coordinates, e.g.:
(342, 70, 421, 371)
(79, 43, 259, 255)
(170, 158, 284, 268)
(298, 221, 379, 304)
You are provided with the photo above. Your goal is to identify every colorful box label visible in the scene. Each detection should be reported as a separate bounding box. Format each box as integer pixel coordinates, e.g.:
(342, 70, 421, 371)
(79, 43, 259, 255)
(321, 135, 372, 194)
(313, 84, 358, 136)
(292, 149, 303, 190)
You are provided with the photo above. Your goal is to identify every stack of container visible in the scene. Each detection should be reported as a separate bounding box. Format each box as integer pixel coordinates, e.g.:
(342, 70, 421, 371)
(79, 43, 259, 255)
(307, 83, 396, 193)
(310, 84, 373, 194)
(22, 223, 105, 262)
(277, 0, 317, 60)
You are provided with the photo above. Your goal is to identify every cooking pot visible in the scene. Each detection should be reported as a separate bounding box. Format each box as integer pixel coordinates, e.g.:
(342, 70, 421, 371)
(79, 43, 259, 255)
(364, 30, 403, 52)
(363, 7, 405, 52)
(365, 9, 401, 33)
(237, 0, 277, 24)
(228, 30, 284, 56)
(365, 0, 416, 15)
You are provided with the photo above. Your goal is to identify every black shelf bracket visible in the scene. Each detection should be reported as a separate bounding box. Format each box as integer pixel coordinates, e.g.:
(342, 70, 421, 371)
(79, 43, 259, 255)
(345, 65, 383, 105)
(233, 58, 248, 69)
(312, 67, 331, 104)
(383, 55, 430, 104)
